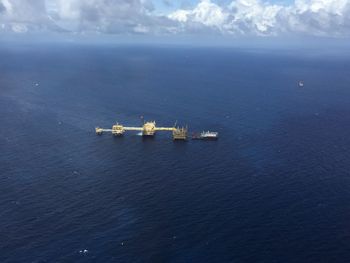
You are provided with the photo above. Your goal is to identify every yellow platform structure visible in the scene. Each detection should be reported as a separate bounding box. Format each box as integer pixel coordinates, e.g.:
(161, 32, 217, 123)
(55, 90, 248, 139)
(95, 121, 188, 140)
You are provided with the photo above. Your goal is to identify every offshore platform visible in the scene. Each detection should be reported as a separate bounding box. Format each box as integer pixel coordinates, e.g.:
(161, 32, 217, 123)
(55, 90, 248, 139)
(95, 121, 188, 140)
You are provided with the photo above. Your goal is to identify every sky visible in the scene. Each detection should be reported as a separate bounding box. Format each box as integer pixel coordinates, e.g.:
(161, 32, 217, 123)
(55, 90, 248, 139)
(0, 0, 350, 42)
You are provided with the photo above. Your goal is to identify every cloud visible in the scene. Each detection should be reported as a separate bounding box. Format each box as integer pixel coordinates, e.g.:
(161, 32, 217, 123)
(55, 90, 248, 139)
(226, 0, 283, 35)
(169, 0, 350, 37)
(0, 0, 172, 34)
(169, 0, 228, 29)
(47, 0, 161, 34)
(0, 0, 62, 33)
(279, 0, 350, 37)
(0, 2, 6, 14)
(0, 0, 350, 37)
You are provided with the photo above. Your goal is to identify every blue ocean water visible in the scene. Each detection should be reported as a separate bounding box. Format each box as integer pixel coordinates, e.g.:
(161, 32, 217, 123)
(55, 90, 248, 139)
(1, 43, 350, 262)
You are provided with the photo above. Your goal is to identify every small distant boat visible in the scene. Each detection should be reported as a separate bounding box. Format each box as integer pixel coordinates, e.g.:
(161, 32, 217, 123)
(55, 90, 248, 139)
(192, 131, 219, 140)
(298, 81, 304, 87)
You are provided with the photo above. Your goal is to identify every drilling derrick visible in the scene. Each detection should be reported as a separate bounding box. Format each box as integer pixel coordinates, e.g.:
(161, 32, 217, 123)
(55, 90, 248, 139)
(172, 127, 188, 140)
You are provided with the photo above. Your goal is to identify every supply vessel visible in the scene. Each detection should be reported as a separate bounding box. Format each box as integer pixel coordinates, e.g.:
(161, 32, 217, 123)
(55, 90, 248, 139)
(192, 131, 219, 140)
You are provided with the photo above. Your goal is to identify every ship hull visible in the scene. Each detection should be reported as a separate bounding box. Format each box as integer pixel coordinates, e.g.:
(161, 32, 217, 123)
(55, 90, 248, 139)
(192, 136, 218, 140)
(201, 136, 218, 140)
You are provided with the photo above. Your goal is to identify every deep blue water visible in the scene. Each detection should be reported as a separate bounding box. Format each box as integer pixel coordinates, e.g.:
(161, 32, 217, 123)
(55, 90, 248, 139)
(1, 43, 350, 262)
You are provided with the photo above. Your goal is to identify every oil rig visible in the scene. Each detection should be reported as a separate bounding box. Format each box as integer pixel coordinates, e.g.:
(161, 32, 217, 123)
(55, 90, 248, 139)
(95, 121, 188, 140)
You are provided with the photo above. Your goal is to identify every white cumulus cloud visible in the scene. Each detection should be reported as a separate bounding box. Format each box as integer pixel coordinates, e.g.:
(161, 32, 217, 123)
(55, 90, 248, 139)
(170, 0, 227, 28)
(168, 0, 350, 37)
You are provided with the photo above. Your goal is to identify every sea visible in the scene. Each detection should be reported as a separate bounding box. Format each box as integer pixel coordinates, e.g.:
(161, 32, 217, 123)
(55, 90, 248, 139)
(1, 42, 350, 262)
